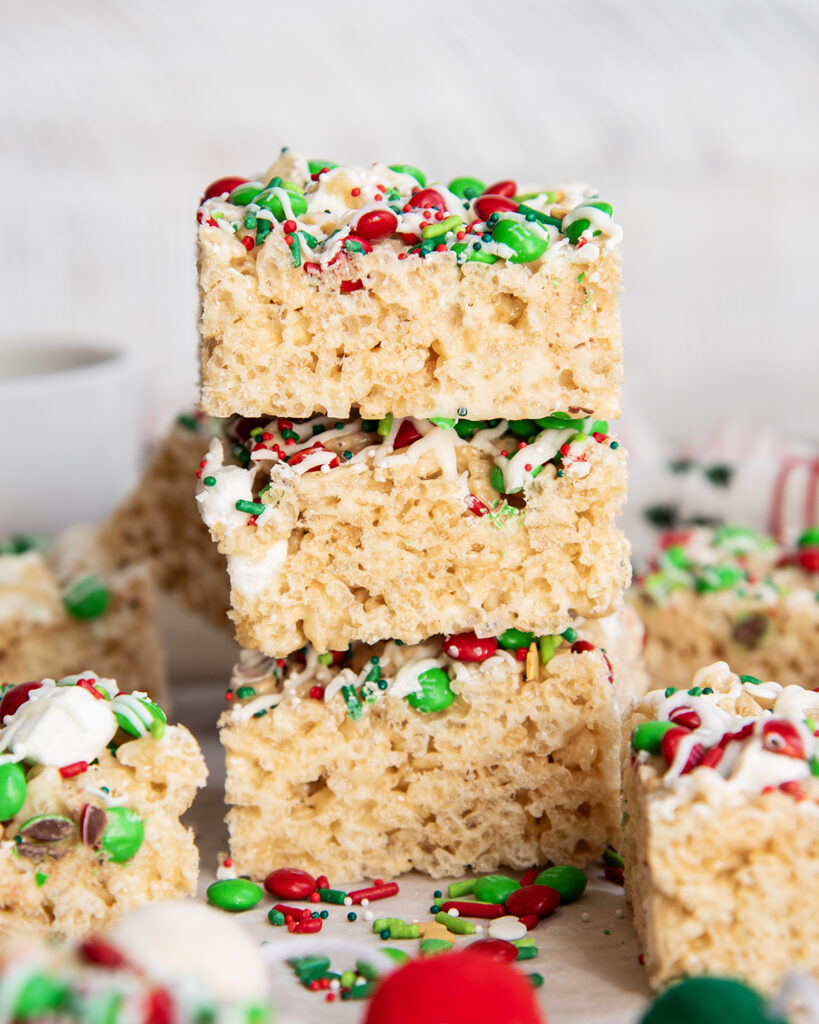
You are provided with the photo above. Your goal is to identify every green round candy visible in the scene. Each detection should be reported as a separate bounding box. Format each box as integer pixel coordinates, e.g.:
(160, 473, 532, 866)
(406, 668, 455, 714)
(798, 526, 819, 548)
(641, 977, 785, 1024)
(490, 219, 549, 263)
(389, 164, 426, 186)
(632, 720, 677, 755)
(229, 182, 264, 206)
(473, 874, 520, 905)
(534, 865, 586, 904)
(62, 575, 110, 620)
(498, 628, 535, 651)
(507, 420, 540, 439)
(14, 974, 69, 1017)
(255, 186, 308, 221)
(207, 878, 264, 913)
(308, 158, 337, 175)
(448, 176, 485, 199)
(0, 762, 26, 820)
(101, 807, 144, 863)
(695, 565, 744, 593)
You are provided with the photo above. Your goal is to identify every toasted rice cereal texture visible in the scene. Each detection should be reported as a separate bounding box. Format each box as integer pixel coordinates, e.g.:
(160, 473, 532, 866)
(199, 228, 622, 421)
(622, 661, 819, 992)
(0, 722, 207, 949)
(199, 419, 630, 655)
(632, 526, 819, 690)
(0, 541, 166, 704)
(221, 611, 647, 882)
(99, 416, 230, 630)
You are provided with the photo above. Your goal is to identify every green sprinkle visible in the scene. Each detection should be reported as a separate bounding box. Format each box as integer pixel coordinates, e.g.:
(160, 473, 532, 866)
(490, 465, 506, 493)
(435, 911, 475, 935)
(342, 684, 362, 720)
(539, 635, 562, 665)
(420, 938, 454, 955)
(602, 848, 624, 868)
(422, 215, 463, 239)
(377, 413, 394, 437)
(347, 911, 357, 922)
(515, 944, 538, 960)
(688, 687, 702, 696)
(561, 627, 578, 643)
(268, 909, 286, 926)
(317, 887, 349, 905)
(577, 271, 585, 283)
(203, 475, 216, 486)
(429, 417, 456, 429)
(610, 441, 620, 449)
(35, 872, 48, 887)
(356, 960, 380, 982)
(317, 652, 334, 666)
(740, 674, 763, 686)
(447, 878, 475, 898)
(664, 687, 677, 698)
(235, 499, 265, 516)
(236, 685, 256, 699)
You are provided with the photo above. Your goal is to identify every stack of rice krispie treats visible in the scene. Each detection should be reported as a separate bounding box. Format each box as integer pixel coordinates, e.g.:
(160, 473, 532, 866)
(194, 149, 634, 880)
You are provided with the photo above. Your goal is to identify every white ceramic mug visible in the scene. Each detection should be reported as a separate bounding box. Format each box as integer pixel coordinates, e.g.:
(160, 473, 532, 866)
(0, 341, 140, 537)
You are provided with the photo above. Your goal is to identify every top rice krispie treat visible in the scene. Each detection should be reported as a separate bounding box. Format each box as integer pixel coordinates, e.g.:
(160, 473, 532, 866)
(198, 148, 622, 420)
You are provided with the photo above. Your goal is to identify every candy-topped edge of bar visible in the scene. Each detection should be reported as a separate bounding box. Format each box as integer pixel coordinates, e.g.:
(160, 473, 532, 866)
(198, 147, 621, 272)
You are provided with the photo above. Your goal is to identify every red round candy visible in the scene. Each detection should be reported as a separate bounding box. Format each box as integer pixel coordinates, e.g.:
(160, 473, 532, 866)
(467, 938, 518, 962)
(407, 188, 447, 211)
(798, 547, 819, 572)
(203, 176, 248, 201)
(661, 727, 704, 773)
(0, 681, 42, 722)
(473, 194, 518, 220)
(264, 867, 317, 900)
(505, 885, 560, 920)
(483, 179, 517, 198)
(442, 632, 499, 663)
(364, 951, 544, 1024)
(355, 209, 399, 242)
(669, 707, 701, 731)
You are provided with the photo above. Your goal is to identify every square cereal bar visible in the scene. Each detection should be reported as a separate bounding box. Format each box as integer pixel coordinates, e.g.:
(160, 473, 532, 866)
(197, 412, 630, 655)
(631, 526, 819, 690)
(99, 411, 230, 631)
(198, 149, 622, 421)
(0, 532, 166, 704)
(0, 671, 207, 946)
(623, 661, 819, 992)
(221, 609, 646, 882)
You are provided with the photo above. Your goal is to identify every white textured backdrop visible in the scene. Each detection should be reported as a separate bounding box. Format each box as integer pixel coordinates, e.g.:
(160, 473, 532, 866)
(1, 0, 818, 448)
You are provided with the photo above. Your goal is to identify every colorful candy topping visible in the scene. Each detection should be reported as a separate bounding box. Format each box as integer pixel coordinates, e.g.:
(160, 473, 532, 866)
(196, 411, 621, 535)
(0, 673, 170, 864)
(631, 663, 819, 803)
(199, 148, 620, 278)
(638, 524, 818, 609)
(640, 976, 788, 1024)
(226, 627, 612, 723)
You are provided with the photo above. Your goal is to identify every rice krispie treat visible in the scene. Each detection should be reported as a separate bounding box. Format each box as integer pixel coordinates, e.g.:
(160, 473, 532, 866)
(198, 149, 622, 421)
(0, 535, 167, 703)
(99, 411, 231, 630)
(0, 901, 273, 1023)
(0, 671, 207, 945)
(631, 525, 819, 691)
(221, 610, 647, 882)
(197, 412, 630, 655)
(623, 661, 819, 993)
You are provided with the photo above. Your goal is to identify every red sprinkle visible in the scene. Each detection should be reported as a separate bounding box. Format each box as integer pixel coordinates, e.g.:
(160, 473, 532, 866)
(309, 686, 325, 700)
(295, 917, 323, 934)
(604, 866, 625, 886)
(520, 914, 540, 931)
(464, 494, 489, 517)
(316, 875, 329, 889)
(76, 678, 105, 700)
(393, 419, 423, 449)
(520, 867, 539, 887)
(351, 188, 361, 197)
(514, 647, 529, 661)
(340, 279, 364, 293)
(440, 900, 505, 919)
(241, 235, 255, 251)
(442, 632, 498, 663)
(274, 904, 311, 921)
(59, 761, 89, 779)
(347, 882, 400, 904)
(79, 938, 128, 968)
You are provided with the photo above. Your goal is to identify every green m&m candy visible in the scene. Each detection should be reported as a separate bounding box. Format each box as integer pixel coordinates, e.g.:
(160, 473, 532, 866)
(641, 976, 786, 1024)
(407, 668, 455, 714)
(101, 807, 144, 863)
(229, 181, 264, 206)
(472, 873, 520, 905)
(448, 176, 486, 199)
(562, 200, 614, 244)
(0, 762, 27, 820)
(498, 628, 535, 651)
(632, 720, 677, 755)
(255, 184, 308, 221)
(62, 575, 109, 620)
(207, 878, 264, 913)
(113, 696, 167, 740)
(534, 865, 586, 904)
(308, 158, 338, 175)
(389, 164, 426, 186)
(798, 526, 819, 548)
(13, 974, 69, 1017)
(490, 219, 549, 263)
